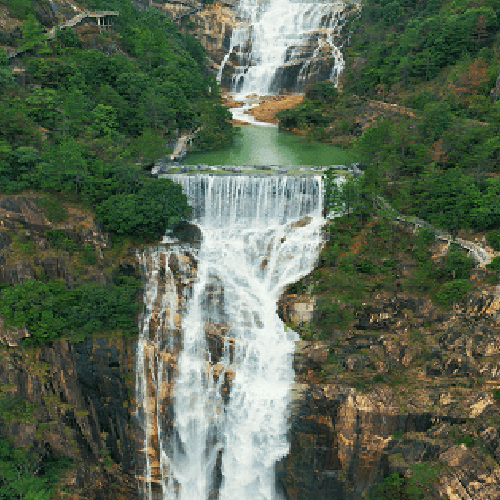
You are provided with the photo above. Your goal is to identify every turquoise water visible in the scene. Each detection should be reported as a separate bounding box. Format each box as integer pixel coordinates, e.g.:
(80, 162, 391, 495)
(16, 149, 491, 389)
(181, 125, 358, 166)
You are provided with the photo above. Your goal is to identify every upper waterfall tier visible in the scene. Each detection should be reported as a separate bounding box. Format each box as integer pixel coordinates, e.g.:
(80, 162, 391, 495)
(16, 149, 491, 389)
(165, 174, 323, 226)
(217, 0, 357, 94)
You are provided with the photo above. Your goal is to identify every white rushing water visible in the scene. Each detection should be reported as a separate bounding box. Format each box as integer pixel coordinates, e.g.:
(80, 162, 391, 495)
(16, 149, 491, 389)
(136, 175, 325, 500)
(218, 0, 349, 94)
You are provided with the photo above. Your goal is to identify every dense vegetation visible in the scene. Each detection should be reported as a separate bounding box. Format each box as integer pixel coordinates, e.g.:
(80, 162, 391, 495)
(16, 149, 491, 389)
(0, 429, 72, 500)
(0, 272, 141, 345)
(278, 0, 500, 240)
(0, 0, 236, 240)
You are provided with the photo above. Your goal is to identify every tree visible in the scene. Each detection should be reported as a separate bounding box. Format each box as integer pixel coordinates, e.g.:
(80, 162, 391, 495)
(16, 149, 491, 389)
(305, 80, 338, 104)
(90, 104, 119, 138)
(25, 87, 60, 130)
(419, 101, 452, 142)
(96, 178, 191, 240)
(19, 14, 48, 52)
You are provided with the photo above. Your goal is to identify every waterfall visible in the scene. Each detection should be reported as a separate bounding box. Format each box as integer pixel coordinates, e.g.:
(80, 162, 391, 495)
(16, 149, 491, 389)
(135, 175, 325, 500)
(218, 0, 350, 94)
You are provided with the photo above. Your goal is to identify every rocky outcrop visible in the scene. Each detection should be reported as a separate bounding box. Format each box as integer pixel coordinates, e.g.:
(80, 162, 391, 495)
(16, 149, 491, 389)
(0, 194, 110, 286)
(0, 334, 139, 500)
(277, 277, 500, 500)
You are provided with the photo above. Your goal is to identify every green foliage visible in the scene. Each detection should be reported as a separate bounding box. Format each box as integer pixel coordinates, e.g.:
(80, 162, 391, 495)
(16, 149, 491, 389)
(486, 256, 500, 271)
(434, 279, 473, 307)
(0, 272, 141, 344)
(487, 230, 500, 251)
(416, 169, 500, 232)
(316, 299, 353, 333)
(35, 196, 68, 223)
(0, 146, 41, 192)
(90, 104, 119, 138)
(419, 101, 452, 142)
(0, 395, 37, 424)
(0, 0, 33, 20)
(392, 429, 404, 439)
(305, 80, 338, 104)
(96, 178, 191, 240)
(356, 258, 381, 274)
(55, 27, 81, 49)
(46, 230, 76, 253)
(20, 14, 48, 52)
(346, 1, 498, 93)
(368, 463, 441, 500)
(368, 473, 405, 500)
(0, 68, 17, 93)
(0, 431, 71, 500)
(455, 434, 475, 446)
(276, 99, 329, 129)
(323, 171, 373, 221)
(82, 243, 98, 266)
(493, 388, 500, 403)
(435, 250, 475, 280)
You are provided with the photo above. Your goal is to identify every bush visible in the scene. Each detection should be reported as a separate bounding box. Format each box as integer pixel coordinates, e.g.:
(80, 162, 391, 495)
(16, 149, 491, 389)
(455, 434, 475, 446)
(356, 258, 380, 274)
(435, 250, 475, 280)
(434, 279, 473, 307)
(96, 178, 191, 241)
(0, 275, 141, 345)
(493, 388, 500, 402)
(487, 229, 500, 251)
(305, 80, 338, 104)
(0, 431, 72, 500)
(36, 196, 68, 223)
(486, 256, 500, 271)
(46, 230, 76, 253)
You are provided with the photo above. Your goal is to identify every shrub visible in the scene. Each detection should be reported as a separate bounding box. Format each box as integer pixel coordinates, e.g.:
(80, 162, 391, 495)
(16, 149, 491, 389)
(36, 196, 68, 223)
(46, 230, 76, 253)
(82, 243, 97, 266)
(305, 80, 338, 104)
(455, 434, 475, 447)
(435, 250, 475, 280)
(0, 431, 72, 500)
(487, 230, 500, 251)
(356, 258, 381, 274)
(0, 275, 141, 345)
(486, 256, 500, 271)
(493, 388, 500, 402)
(434, 279, 473, 307)
(96, 178, 191, 241)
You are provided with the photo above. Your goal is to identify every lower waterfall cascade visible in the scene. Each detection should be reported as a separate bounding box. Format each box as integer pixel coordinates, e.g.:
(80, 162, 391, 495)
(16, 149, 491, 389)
(135, 175, 326, 500)
(217, 0, 356, 94)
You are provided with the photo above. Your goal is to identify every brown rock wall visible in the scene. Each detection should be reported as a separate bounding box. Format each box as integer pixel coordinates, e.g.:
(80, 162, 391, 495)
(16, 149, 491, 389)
(0, 333, 139, 500)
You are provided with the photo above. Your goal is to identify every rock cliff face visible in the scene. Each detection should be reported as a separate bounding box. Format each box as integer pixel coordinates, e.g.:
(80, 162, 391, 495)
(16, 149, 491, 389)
(277, 280, 500, 499)
(0, 0, 84, 41)
(3, 190, 500, 500)
(0, 195, 140, 500)
(0, 334, 139, 500)
(146, 0, 359, 92)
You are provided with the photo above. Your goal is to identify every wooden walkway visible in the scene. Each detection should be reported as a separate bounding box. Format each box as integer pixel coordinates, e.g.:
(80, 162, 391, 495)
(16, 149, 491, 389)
(6, 10, 119, 59)
(375, 196, 495, 267)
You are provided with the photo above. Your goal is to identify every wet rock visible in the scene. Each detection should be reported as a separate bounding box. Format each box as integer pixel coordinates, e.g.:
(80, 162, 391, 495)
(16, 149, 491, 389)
(279, 294, 317, 323)
(0, 317, 31, 347)
(171, 220, 202, 244)
(0, 230, 11, 250)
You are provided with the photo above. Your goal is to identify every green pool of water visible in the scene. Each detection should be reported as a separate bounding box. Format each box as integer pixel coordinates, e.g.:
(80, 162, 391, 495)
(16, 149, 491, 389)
(181, 125, 358, 166)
